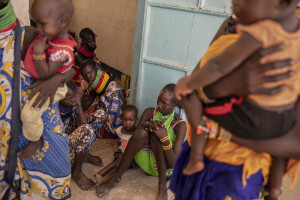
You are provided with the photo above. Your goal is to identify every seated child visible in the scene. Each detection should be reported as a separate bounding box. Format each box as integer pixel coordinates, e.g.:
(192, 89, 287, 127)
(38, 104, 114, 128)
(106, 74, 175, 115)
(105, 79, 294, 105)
(175, 0, 300, 198)
(21, 0, 76, 142)
(91, 105, 138, 186)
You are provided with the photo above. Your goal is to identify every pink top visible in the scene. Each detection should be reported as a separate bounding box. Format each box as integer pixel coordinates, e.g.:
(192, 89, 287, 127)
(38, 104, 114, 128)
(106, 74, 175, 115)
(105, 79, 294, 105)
(24, 34, 77, 78)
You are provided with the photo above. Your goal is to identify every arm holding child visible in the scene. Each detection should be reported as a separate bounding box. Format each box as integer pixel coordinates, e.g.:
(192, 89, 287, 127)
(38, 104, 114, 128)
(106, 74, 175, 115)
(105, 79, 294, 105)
(175, 33, 261, 100)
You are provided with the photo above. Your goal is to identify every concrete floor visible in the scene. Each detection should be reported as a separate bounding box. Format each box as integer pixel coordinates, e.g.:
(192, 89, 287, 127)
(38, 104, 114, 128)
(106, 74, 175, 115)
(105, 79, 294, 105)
(71, 139, 300, 200)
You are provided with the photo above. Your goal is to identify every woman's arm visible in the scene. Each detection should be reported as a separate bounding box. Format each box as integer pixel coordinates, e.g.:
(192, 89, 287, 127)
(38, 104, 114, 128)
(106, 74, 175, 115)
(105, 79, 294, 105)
(75, 88, 88, 126)
(203, 45, 294, 99)
(163, 121, 186, 168)
(147, 119, 187, 168)
(229, 98, 300, 160)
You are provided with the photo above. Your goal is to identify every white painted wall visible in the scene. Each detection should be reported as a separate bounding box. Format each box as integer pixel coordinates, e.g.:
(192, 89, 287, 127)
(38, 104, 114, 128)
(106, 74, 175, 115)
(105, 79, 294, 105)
(11, 0, 30, 25)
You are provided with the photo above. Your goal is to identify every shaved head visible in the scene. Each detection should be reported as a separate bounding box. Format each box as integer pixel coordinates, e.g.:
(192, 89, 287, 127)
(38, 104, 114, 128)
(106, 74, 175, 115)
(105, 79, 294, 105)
(32, 0, 74, 24)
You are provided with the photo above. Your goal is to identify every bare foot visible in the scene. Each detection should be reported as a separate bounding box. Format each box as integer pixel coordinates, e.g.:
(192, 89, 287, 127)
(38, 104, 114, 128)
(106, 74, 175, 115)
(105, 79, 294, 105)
(85, 153, 103, 166)
(72, 171, 95, 191)
(96, 177, 121, 197)
(91, 174, 104, 186)
(183, 160, 204, 175)
(18, 139, 43, 159)
(157, 188, 168, 200)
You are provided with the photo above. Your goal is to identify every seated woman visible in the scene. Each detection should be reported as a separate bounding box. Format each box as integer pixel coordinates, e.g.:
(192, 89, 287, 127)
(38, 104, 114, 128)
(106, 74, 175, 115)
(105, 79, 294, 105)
(80, 59, 125, 136)
(96, 84, 186, 200)
(58, 81, 105, 191)
(72, 28, 100, 86)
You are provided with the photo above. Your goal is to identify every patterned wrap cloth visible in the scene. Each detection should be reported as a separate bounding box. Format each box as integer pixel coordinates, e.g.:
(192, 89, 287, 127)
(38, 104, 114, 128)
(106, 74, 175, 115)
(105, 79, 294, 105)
(59, 104, 107, 165)
(170, 34, 300, 200)
(0, 10, 71, 200)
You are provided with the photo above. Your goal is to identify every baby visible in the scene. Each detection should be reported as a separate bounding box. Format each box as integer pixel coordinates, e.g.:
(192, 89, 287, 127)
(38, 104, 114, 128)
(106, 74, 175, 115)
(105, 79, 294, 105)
(176, 0, 300, 198)
(19, 0, 76, 156)
(91, 105, 138, 187)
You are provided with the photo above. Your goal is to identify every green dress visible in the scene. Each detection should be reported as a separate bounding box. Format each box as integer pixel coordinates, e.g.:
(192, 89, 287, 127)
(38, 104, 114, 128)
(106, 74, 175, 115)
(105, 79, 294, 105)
(134, 109, 176, 176)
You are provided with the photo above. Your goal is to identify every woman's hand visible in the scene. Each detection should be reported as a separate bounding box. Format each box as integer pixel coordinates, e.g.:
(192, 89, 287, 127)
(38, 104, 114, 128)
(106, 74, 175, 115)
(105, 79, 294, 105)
(204, 44, 294, 99)
(27, 73, 64, 109)
(80, 74, 90, 92)
(146, 120, 168, 139)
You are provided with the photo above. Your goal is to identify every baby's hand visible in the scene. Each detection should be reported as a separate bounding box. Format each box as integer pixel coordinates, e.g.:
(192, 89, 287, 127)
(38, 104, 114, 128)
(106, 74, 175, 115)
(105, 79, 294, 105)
(175, 75, 193, 100)
(33, 36, 50, 54)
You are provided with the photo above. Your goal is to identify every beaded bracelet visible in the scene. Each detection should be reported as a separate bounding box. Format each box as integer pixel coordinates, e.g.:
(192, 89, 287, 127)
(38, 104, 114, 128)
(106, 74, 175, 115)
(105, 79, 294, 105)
(33, 53, 46, 61)
(160, 136, 169, 143)
(162, 143, 172, 151)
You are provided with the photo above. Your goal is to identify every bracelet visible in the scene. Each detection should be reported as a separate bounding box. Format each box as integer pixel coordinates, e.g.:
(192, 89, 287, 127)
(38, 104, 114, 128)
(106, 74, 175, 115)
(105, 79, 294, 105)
(33, 53, 46, 61)
(162, 143, 172, 151)
(160, 136, 169, 143)
(197, 87, 215, 103)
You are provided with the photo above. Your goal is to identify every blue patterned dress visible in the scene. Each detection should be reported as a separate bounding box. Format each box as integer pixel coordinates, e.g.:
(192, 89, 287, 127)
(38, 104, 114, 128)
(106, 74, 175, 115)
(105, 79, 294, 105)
(0, 22, 71, 199)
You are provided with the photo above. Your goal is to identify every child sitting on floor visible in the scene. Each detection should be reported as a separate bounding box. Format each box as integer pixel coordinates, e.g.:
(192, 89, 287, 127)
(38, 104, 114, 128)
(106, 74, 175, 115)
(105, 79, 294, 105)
(91, 105, 138, 186)
(175, 0, 300, 198)
(19, 0, 76, 155)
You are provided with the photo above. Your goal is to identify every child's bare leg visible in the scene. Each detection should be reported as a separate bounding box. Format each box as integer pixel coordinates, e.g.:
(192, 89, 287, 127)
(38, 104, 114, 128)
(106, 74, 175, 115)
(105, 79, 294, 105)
(267, 157, 287, 198)
(149, 134, 167, 200)
(183, 133, 206, 175)
(18, 138, 43, 159)
(91, 155, 122, 186)
(96, 129, 149, 197)
(178, 93, 204, 175)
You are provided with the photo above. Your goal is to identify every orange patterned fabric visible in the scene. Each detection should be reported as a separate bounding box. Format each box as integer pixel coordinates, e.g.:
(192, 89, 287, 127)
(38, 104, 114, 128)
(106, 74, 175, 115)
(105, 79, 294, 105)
(237, 20, 300, 107)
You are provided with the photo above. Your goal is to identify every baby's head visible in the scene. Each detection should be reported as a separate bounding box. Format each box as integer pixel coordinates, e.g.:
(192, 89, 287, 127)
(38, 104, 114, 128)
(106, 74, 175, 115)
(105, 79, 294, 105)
(122, 105, 138, 132)
(31, 0, 74, 40)
(79, 28, 97, 51)
(232, 0, 299, 25)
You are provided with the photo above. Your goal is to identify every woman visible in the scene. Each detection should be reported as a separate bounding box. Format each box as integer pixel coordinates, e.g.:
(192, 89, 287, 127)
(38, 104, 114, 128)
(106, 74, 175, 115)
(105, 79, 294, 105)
(80, 59, 125, 136)
(72, 28, 100, 86)
(59, 81, 105, 191)
(170, 17, 300, 200)
(96, 84, 187, 200)
(0, 1, 74, 199)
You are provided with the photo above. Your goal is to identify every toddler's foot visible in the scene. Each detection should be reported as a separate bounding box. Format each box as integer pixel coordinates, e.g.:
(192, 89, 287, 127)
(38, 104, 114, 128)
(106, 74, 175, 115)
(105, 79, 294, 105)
(91, 174, 104, 186)
(183, 160, 204, 175)
(96, 177, 121, 197)
(18, 139, 43, 159)
(269, 187, 282, 198)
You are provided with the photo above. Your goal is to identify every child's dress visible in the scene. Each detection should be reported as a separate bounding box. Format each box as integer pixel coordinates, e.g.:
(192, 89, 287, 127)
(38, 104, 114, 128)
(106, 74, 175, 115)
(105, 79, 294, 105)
(21, 34, 77, 141)
(115, 126, 132, 153)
